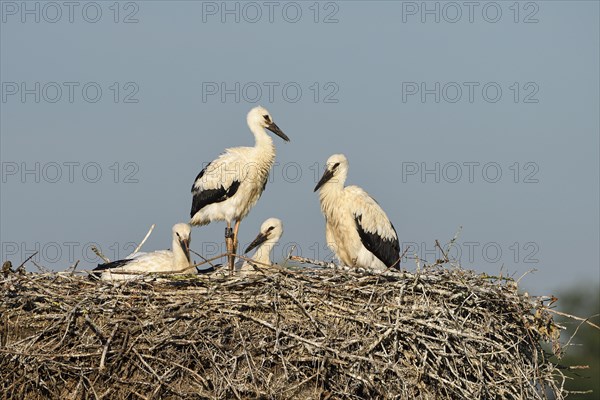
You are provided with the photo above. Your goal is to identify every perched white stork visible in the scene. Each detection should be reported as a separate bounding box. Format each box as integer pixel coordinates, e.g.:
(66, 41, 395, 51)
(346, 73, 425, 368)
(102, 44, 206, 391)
(239, 217, 283, 275)
(314, 154, 400, 272)
(190, 106, 289, 271)
(92, 223, 194, 281)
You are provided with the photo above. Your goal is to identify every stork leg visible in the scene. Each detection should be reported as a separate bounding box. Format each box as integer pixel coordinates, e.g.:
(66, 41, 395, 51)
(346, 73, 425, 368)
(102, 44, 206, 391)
(230, 219, 241, 272)
(225, 222, 233, 274)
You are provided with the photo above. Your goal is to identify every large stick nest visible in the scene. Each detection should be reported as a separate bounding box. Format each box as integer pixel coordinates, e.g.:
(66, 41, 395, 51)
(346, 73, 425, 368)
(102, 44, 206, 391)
(1, 266, 565, 399)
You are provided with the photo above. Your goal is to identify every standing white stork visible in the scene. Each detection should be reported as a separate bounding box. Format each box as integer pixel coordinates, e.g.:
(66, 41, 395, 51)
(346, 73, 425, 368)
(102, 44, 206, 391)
(314, 154, 400, 272)
(92, 223, 194, 281)
(239, 217, 283, 274)
(190, 106, 289, 272)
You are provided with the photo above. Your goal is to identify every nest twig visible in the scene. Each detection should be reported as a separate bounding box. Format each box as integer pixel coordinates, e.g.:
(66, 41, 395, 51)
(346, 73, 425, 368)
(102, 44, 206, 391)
(0, 264, 571, 399)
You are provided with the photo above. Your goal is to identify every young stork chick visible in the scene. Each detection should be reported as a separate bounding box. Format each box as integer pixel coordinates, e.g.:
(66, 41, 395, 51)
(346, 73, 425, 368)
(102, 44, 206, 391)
(314, 154, 400, 272)
(239, 218, 283, 275)
(190, 107, 290, 272)
(93, 223, 194, 281)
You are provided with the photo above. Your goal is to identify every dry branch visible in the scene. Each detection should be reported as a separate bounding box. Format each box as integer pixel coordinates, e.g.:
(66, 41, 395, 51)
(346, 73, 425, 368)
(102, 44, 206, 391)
(129, 224, 155, 256)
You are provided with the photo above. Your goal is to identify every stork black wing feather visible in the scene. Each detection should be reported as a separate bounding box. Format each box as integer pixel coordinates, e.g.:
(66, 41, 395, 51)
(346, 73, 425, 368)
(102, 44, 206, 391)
(93, 259, 132, 272)
(190, 180, 241, 218)
(191, 162, 210, 192)
(89, 259, 133, 280)
(355, 215, 400, 269)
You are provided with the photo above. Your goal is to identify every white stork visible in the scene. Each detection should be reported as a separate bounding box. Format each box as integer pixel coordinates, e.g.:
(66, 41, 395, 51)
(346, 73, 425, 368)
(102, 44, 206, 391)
(92, 223, 194, 281)
(239, 217, 283, 274)
(314, 154, 400, 272)
(190, 106, 289, 271)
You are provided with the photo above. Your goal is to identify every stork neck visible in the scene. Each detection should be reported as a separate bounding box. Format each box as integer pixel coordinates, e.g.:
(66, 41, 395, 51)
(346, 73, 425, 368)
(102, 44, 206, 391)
(251, 241, 275, 266)
(250, 123, 275, 150)
(172, 236, 191, 269)
(319, 172, 346, 199)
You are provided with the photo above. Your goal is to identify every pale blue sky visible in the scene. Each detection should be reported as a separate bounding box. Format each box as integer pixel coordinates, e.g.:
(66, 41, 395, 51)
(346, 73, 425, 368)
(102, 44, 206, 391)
(1, 1, 598, 295)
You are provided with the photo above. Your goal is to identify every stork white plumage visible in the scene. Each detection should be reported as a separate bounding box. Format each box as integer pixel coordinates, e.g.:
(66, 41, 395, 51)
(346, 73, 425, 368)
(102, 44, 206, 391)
(190, 106, 289, 272)
(92, 223, 194, 281)
(239, 218, 283, 275)
(314, 154, 400, 272)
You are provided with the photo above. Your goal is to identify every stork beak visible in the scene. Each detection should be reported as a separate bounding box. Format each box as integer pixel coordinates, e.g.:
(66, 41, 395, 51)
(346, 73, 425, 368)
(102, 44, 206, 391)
(245, 231, 269, 254)
(266, 122, 290, 142)
(314, 168, 334, 192)
(179, 238, 191, 263)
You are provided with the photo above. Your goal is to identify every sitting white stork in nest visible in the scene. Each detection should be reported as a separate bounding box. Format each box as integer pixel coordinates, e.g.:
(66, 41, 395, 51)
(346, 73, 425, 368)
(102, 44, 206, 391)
(239, 217, 283, 275)
(314, 154, 400, 272)
(190, 106, 289, 272)
(92, 223, 194, 281)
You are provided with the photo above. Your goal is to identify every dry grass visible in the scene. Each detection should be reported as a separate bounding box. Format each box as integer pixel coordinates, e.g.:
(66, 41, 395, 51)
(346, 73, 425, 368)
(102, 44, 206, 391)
(0, 262, 569, 399)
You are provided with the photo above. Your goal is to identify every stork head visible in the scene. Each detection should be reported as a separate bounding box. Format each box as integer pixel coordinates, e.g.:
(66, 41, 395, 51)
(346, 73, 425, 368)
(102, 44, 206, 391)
(172, 223, 191, 262)
(314, 154, 349, 192)
(244, 218, 283, 254)
(247, 106, 290, 142)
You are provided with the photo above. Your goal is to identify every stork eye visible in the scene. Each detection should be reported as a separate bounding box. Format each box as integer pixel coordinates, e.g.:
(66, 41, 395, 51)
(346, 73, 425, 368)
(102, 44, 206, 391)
(267, 226, 275, 232)
(332, 162, 340, 169)
(263, 114, 271, 122)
